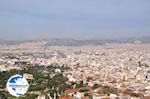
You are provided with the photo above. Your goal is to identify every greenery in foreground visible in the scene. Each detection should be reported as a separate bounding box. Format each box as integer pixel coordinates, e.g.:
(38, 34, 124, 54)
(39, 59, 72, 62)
(0, 65, 71, 99)
(0, 65, 92, 99)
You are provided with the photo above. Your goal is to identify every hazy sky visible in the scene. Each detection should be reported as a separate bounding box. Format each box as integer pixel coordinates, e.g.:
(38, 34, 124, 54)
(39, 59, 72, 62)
(0, 0, 150, 40)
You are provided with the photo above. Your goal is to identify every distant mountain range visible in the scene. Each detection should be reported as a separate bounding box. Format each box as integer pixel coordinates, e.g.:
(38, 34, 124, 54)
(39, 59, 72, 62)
(0, 36, 150, 46)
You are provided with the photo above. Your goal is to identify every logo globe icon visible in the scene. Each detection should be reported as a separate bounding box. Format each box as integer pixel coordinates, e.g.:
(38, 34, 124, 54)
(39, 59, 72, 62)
(6, 74, 29, 97)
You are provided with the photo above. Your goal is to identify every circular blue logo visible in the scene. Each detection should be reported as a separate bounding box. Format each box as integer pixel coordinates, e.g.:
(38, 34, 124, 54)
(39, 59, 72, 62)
(6, 74, 29, 97)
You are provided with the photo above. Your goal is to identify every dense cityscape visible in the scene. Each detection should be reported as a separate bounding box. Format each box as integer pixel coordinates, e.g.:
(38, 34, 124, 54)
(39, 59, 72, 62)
(0, 41, 150, 99)
(0, 0, 150, 98)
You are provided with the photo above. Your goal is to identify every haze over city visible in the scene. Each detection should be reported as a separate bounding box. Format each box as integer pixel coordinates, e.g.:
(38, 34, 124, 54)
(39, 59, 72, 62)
(0, 0, 150, 40)
(1, 0, 150, 99)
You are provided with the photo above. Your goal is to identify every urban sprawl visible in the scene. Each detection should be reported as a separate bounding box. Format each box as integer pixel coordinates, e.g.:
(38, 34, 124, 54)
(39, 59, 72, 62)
(0, 41, 150, 99)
